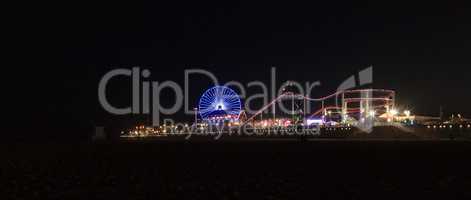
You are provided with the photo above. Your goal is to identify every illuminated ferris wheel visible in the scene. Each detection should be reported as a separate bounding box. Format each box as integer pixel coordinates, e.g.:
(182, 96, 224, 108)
(198, 86, 242, 121)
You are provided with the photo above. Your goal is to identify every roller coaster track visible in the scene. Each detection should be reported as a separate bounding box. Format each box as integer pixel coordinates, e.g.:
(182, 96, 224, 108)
(244, 89, 395, 124)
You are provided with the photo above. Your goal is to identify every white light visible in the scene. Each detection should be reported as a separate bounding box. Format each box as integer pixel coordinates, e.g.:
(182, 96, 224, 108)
(404, 110, 411, 117)
(390, 109, 398, 116)
(307, 119, 324, 126)
(369, 110, 376, 117)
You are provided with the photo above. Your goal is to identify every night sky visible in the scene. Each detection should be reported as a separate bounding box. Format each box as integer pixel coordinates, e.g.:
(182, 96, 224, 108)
(17, 1, 470, 140)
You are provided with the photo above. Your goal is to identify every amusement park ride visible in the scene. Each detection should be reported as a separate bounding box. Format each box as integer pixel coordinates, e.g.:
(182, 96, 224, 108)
(196, 86, 402, 128)
(198, 86, 243, 125)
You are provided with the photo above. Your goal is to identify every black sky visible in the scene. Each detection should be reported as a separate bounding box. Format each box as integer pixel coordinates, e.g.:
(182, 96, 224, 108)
(14, 0, 471, 139)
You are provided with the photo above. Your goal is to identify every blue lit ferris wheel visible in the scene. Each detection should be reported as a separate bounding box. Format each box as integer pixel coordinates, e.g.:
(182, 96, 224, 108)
(198, 86, 242, 121)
